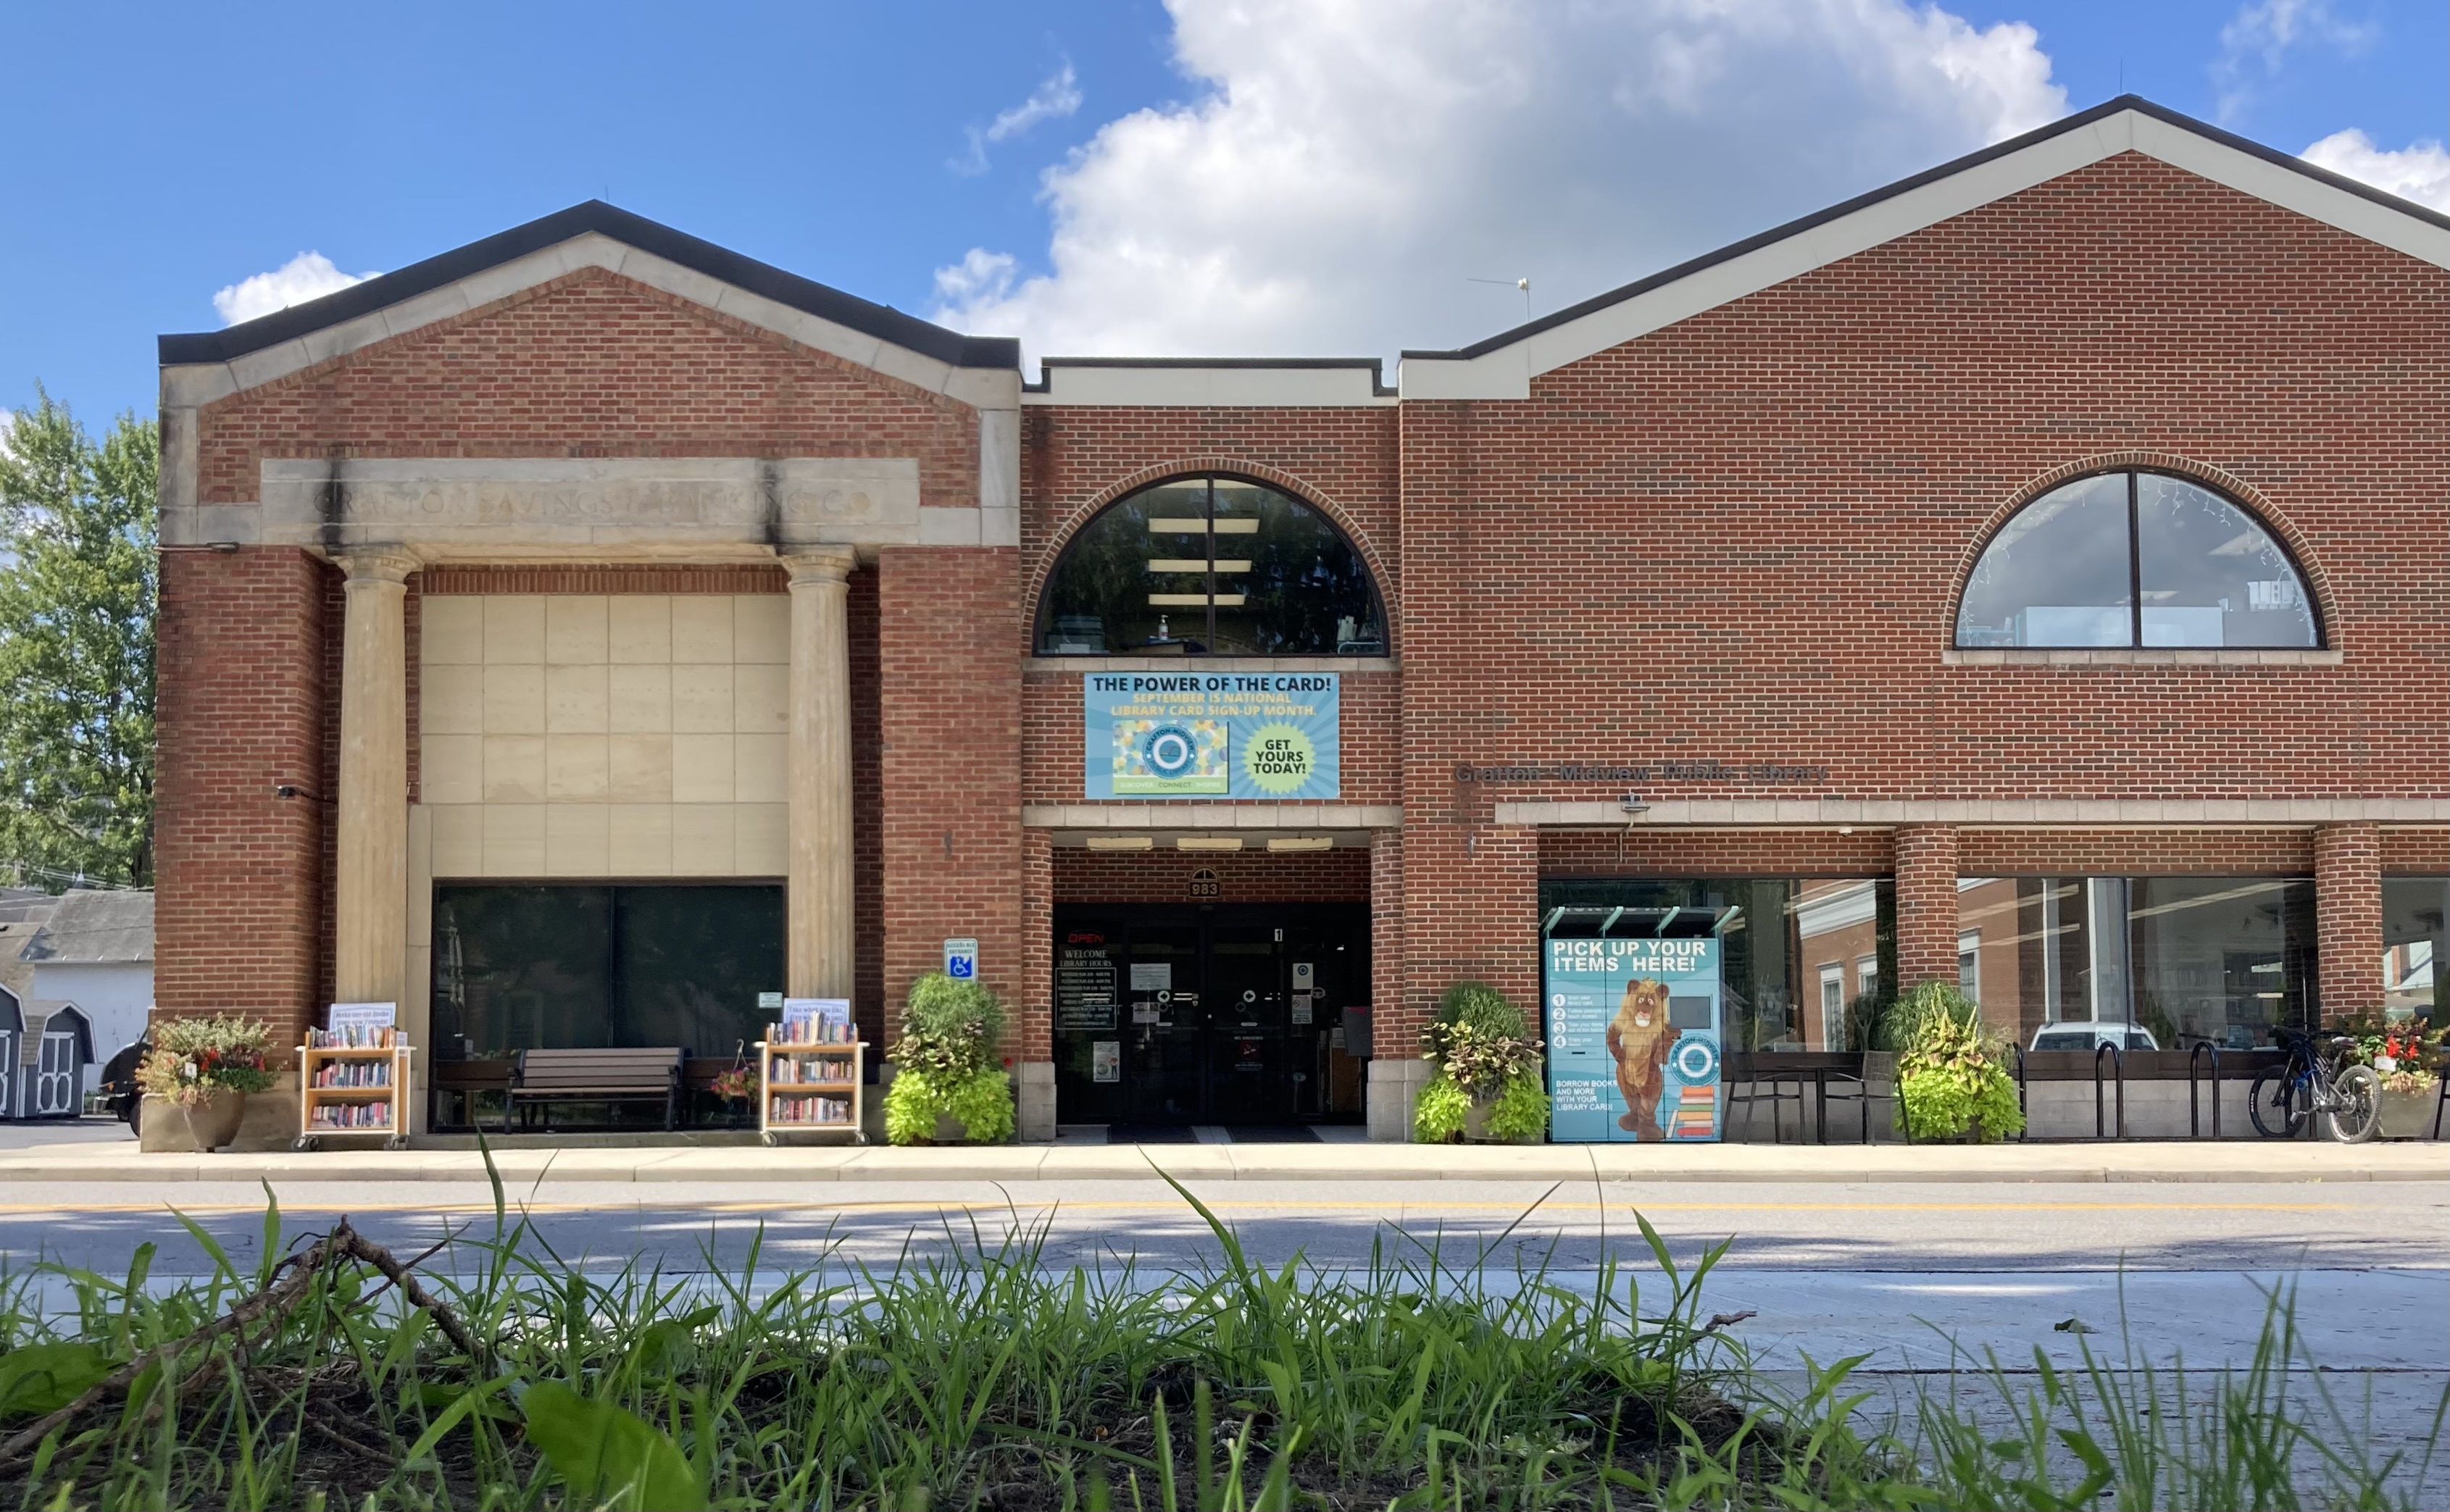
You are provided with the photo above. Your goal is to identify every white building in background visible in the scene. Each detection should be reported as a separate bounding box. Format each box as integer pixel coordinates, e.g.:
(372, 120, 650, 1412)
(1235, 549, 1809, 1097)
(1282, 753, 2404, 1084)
(17, 890, 153, 1093)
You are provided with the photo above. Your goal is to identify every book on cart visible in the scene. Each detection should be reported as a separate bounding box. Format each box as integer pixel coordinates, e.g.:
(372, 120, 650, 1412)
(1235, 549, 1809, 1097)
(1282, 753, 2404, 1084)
(296, 1002, 414, 1150)
(757, 1003, 865, 1143)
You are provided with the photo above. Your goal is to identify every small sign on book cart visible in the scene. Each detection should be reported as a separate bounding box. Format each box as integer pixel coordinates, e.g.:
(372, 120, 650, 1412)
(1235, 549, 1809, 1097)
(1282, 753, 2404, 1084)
(296, 1002, 413, 1152)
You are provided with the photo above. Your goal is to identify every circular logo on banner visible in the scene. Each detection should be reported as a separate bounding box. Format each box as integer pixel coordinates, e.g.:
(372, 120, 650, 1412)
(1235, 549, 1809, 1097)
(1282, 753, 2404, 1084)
(1141, 724, 1200, 779)
(1242, 722, 1316, 795)
(1672, 1037, 1718, 1084)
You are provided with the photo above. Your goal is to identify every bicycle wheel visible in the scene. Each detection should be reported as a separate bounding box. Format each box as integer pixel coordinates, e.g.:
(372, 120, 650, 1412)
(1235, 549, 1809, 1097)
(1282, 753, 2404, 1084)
(2325, 1064, 2382, 1143)
(2249, 1066, 2307, 1138)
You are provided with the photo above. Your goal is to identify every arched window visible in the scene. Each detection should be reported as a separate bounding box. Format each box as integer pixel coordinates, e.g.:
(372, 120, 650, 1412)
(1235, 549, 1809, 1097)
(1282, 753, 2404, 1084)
(1036, 475, 1385, 656)
(1956, 471, 2319, 648)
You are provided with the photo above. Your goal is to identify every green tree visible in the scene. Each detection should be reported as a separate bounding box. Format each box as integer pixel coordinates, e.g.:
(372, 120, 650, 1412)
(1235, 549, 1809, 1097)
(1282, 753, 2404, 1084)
(0, 390, 157, 887)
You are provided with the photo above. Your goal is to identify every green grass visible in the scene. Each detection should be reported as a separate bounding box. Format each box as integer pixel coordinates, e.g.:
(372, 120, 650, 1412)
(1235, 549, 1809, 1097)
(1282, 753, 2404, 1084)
(0, 1163, 2433, 1511)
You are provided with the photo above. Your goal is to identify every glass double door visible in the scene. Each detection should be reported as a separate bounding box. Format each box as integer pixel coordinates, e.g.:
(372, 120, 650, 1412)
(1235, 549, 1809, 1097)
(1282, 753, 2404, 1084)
(1054, 905, 1367, 1126)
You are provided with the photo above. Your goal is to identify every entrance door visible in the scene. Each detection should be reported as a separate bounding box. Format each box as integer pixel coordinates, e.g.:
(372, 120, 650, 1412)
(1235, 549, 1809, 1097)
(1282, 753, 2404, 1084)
(1053, 904, 1367, 1127)
(31, 1035, 75, 1117)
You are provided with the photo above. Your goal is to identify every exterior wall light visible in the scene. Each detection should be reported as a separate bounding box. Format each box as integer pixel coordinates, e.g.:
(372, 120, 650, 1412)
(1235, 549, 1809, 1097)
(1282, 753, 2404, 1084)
(1175, 836, 1244, 851)
(1084, 835, 1154, 851)
(1265, 836, 1335, 852)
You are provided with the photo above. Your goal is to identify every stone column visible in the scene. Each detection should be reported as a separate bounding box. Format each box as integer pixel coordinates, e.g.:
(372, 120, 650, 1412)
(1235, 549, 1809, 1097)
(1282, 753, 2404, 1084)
(2314, 823, 2382, 1025)
(784, 548, 859, 998)
(331, 548, 420, 1008)
(1893, 824, 1962, 993)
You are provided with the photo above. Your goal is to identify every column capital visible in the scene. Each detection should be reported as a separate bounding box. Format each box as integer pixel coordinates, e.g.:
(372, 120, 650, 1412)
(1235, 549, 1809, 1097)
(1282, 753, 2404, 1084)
(780, 546, 858, 585)
(333, 546, 423, 585)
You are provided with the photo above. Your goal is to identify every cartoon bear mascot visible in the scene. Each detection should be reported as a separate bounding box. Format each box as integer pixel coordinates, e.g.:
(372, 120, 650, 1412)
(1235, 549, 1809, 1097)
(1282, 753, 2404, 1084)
(1606, 977, 1678, 1139)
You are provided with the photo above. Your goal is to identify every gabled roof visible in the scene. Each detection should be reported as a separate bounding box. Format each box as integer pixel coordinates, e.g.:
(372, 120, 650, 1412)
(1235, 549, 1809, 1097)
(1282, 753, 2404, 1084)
(17, 889, 151, 966)
(1401, 96, 2450, 400)
(161, 201, 1017, 389)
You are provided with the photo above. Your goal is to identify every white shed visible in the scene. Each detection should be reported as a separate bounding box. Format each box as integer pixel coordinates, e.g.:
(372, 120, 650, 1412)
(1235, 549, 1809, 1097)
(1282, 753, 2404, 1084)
(17, 890, 150, 1095)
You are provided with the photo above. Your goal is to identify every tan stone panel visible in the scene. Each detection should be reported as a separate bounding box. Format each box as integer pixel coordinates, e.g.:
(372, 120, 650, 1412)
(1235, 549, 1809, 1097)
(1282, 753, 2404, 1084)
(735, 804, 788, 875)
(671, 597, 733, 664)
(733, 664, 788, 733)
(480, 665, 545, 733)
(482, 596, 546, 664)
(734, 732, 786, 805)
(483, 804, 546, 876)
(545, 664, 610, 733)
(734, 596, 788, 664)
(672, 665, 735, 732)
(421, 597, 484, 665)
(544, 805, 610, 877)
(421, 664, 484, 735)
(672, 733, 736, 803)
(482, 735, 547, 803)
(609, 735, 675, 803)
(544, 735, 611, 801)
(672, 804, 738, 875)
(607, 804, 674, 877)
(609, 664, 673, 733)
(429, 804, 483, 877)
(607, 596, 672, 664)
(543, 596, 609, 664)
(420, 735, 483, 806)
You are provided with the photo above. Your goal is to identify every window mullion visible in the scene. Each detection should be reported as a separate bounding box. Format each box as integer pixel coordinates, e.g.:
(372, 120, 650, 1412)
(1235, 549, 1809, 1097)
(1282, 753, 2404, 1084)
(1205, 476, 1217, 651)
(2125, 471, 2143, 648)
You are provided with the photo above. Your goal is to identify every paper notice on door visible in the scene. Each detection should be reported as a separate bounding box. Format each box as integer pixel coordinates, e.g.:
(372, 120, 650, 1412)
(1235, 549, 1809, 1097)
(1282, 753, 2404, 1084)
(1129, 961, 1172, 991)
(1132, 1004, 1160, 1024)
(1291, 993, 1313, 1025)
(1092, 1041, 1120, 1082)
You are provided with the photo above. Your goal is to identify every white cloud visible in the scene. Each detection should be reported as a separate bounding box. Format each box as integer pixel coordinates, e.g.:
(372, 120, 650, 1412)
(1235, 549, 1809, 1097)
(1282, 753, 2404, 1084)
(211, 251, 379, 326)
(953, 63, 1084, 174)
(2212, 1, 2375, 124)
(930, 0, 2063, 367)
(2301, 128, 2450, 213)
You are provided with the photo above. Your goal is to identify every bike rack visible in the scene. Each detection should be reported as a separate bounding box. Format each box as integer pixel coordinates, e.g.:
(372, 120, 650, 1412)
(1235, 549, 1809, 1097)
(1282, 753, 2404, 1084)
(2188, 1040, 2222, 1139)
(2012, 1044, 2028, 1143)
(2093, 1042, 2125, 1140)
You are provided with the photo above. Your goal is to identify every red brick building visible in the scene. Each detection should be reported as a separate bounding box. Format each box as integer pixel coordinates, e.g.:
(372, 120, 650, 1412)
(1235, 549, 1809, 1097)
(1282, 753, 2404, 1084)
(154, 98, 2446, 1143)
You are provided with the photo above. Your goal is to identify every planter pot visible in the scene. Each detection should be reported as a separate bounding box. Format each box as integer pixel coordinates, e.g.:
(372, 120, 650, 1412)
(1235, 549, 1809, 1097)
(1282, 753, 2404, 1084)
(2378, 1087, 2443, 1140)
(184, 1090, 249, 1153)
(1462, 1097, 1539, 1144)
(933, 1112, 970, 1144)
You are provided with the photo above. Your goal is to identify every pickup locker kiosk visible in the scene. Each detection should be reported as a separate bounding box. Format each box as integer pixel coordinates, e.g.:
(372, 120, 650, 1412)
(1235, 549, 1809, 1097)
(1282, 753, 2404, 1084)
(1542, 910, 1725, 1143)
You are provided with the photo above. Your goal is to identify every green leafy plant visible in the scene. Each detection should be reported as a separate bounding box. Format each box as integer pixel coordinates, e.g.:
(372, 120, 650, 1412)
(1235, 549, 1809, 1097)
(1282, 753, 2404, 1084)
(883, 973, 1015, 1144)
(519, 1379, 707, 1511)
(1413, 982, 1548, 1143)
(1893, 981, 2025, 1143)
(134, 1015, 277, 1106)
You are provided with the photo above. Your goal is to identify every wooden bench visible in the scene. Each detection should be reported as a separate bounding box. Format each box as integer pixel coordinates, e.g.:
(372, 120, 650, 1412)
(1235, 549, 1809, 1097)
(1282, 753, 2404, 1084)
(506, 1048, 683, 1132)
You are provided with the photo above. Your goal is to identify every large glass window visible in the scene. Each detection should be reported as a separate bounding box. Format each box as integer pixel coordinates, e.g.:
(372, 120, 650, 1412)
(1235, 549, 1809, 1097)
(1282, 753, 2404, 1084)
(1037, 475, 1383, 656)
(2382, 877, 2446, 1022)
(1956, 471, 2318, 648)
(1540, 878, 1896, 1053)
(431, 884, 784, 1060)
(1957, 876, 2317, 1051)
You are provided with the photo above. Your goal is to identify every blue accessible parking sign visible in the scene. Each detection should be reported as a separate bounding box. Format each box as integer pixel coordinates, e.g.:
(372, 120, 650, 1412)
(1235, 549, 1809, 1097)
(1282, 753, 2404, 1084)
(943, 937, 980, 980)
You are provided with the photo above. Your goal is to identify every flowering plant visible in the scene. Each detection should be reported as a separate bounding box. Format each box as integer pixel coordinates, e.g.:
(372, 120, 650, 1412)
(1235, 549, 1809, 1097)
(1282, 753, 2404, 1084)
(2341, 1016, 2444, 1095)
(1414, 982, 1548, 1143)
(135, 1016, 278, 1106)
(710, 1066, 756, 1101)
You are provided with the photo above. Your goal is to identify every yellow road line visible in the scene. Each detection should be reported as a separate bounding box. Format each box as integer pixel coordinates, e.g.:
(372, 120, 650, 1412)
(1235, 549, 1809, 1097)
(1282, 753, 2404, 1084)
(0, 1198, 2362, 1217)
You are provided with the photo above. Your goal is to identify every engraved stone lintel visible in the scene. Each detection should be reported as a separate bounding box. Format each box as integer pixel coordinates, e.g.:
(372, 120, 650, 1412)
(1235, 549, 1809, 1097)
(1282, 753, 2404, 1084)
(261, 457, 927, 556)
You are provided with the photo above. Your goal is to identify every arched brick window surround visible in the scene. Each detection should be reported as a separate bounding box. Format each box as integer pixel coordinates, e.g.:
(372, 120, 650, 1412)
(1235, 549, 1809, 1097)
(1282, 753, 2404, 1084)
(1028, 459, 1399, 656)
(1946, 452, 2338, 649)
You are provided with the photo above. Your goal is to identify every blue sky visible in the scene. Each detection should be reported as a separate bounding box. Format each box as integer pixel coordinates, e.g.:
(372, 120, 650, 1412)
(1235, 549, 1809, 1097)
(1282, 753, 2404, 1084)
(3, 0, 2441, 425)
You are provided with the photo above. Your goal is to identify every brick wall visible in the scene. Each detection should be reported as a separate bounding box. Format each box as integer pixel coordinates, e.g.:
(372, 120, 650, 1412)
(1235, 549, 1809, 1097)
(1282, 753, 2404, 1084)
(2315, 823, 2383, 1021)
(1051, 846, 1370, 903)
(155, 547, 330, 1055)
(1893, 825, 1961, 987)
(1957, 828, 2319, 876)
(196, 269, 980, 511)
(877, 547, 1027, 1053)
(2380, 828, 2448, 874)
(1539, 827, 1897, 875)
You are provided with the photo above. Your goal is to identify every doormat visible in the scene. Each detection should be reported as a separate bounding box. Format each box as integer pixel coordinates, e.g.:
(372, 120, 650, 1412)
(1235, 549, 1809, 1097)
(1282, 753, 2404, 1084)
(1104, 1124, 1201, 1144)
(1222, 1126, 1320, 1143)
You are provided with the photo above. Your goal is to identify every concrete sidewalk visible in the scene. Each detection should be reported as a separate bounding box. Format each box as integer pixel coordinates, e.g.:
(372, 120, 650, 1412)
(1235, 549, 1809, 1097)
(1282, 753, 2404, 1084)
(1, 1137, 2438, 1185)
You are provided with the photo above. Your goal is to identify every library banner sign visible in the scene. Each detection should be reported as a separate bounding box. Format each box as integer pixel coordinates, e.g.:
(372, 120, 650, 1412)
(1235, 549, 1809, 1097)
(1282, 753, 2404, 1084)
(1083, 673, 1339, 800)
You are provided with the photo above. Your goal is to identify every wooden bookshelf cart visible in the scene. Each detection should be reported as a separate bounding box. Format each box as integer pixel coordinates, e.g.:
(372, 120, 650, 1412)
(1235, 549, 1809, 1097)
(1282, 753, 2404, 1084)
(293, 1040, 414, 1151)
(757, 1036, 867, 1145)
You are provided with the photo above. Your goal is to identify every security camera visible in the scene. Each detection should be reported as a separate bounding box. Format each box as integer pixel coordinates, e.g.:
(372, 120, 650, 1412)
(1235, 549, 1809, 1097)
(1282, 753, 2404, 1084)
(274, 784, 301, 800)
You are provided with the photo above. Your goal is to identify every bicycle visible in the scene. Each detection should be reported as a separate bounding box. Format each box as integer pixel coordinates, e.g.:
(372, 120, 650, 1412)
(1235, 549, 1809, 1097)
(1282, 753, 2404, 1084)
(2248, 1024, 2381, 1143)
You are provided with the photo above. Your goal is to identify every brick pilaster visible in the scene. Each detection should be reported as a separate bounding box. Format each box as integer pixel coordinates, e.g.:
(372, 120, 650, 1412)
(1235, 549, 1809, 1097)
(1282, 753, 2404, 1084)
(1369, 830, 1405, 1056)
(2314, 822, 2383, 1024)
(1018, 827, 1053, 1063)
(1894, 824, 1962, 991)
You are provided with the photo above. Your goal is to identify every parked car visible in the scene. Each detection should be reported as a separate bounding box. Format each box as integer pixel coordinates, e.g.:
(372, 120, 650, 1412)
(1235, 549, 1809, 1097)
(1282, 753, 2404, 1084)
(97, 1037, 148, 1132)
(2028, 1023, 2159, 1053)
